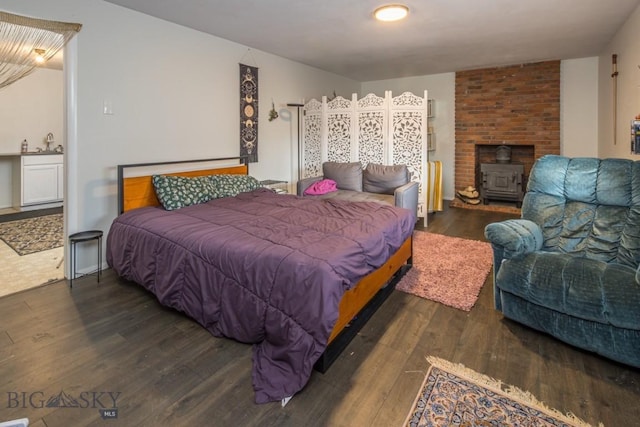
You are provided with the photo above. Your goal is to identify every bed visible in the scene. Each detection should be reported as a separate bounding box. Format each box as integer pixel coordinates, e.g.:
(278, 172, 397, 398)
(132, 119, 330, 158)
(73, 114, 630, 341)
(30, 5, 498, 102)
(106, 157, 415, 404)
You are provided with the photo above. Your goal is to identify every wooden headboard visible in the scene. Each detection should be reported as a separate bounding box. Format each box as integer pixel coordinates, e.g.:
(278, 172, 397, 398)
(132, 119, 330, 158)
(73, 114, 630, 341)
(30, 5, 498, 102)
(117, 157, 249, 214)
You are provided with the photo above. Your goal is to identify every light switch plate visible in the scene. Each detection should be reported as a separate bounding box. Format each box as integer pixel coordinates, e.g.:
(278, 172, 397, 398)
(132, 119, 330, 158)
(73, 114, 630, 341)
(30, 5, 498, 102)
(103, 100, 113, 115)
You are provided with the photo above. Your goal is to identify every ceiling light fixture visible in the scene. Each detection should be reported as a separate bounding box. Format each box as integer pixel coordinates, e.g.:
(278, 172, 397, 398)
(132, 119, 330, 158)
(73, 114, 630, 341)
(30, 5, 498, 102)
(374, 4, 409, 22)
(33, 48, 46, 64)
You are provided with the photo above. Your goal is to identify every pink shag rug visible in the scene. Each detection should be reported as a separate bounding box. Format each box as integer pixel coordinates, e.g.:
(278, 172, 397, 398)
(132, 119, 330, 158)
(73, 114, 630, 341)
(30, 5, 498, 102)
(396, 231, 493, 311)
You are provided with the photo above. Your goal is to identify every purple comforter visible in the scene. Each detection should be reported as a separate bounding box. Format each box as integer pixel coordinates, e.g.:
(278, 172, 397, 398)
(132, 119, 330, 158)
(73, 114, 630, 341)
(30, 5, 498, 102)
(107, 188, 414, 403)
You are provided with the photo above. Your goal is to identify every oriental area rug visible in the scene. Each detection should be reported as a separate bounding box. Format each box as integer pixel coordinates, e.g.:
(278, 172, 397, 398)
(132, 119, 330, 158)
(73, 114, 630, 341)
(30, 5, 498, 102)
(404, 356, 602, 427)
(396, 231, 493, 311)
(0, 213, 63, 256)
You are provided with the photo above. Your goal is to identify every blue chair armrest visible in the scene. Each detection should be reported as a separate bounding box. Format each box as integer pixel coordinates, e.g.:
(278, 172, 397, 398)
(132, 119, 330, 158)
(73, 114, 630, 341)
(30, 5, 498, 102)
(296, 176, 323, 196)
(484, 219, 543, 260)
(394, 181, 419, 220)
(485, 219, 543, 310)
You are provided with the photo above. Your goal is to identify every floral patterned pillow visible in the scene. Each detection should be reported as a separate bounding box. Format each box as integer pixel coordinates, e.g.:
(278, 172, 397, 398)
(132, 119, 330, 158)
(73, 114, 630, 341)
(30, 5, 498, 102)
(208, 174, 262, 198)
(152, 175, 215, 211)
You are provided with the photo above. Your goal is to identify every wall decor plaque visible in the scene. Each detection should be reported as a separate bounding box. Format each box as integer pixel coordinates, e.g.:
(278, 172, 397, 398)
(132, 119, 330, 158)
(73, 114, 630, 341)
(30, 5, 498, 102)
(240, 63, 259, 162)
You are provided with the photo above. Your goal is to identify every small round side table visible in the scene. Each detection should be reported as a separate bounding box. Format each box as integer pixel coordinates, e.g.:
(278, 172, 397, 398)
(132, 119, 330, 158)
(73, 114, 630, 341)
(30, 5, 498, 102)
(68, 230, 103, 288)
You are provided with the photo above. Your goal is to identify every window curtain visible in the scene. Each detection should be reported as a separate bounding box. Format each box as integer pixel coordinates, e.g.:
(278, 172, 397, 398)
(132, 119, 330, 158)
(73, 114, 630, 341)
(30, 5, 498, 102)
(0, 11, 81, 90)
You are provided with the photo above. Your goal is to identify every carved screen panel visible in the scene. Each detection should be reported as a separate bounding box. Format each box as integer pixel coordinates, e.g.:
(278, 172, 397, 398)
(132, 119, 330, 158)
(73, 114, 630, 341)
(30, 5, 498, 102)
(326, 96, 353, 163)
(390, 91, 428, 217)
(302, 99, 322, 179)
(358, 112, 385, 167)
(392, 111, 425, 191)
(392, 91, 425, 108)
(327, 113, 352, 163)
(357, 93, 386, 167)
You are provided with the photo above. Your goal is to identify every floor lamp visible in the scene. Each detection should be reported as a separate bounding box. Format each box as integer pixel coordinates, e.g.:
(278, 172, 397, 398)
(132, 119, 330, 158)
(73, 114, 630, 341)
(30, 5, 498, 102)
(287, 103, 304, 183)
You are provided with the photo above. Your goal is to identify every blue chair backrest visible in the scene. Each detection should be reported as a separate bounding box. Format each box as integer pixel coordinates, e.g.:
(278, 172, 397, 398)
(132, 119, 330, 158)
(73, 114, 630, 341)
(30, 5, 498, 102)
(523, 155, 640, 268)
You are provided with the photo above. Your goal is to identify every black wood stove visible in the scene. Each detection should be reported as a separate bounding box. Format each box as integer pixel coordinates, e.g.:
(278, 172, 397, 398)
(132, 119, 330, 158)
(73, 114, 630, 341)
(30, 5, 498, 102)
(480, 146, 525, 207)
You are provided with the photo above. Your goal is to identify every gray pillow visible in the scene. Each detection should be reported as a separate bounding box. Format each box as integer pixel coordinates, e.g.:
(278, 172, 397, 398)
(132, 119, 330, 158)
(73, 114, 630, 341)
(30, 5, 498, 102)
(363, 163, 409, 195)
(323, 161, 363, 191)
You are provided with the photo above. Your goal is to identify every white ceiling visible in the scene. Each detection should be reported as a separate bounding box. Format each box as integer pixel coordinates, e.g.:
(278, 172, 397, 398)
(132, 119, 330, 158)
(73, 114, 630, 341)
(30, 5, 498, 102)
(103, 0, 640, 81)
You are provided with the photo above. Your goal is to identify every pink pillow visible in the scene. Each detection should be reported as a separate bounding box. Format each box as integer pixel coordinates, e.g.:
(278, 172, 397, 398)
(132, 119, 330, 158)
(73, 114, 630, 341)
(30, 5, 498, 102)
(304, 179, 338, 195)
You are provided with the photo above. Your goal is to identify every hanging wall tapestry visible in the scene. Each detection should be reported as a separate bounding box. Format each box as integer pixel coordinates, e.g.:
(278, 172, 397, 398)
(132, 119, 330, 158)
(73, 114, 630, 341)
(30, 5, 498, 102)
(239, 63, 259, 163)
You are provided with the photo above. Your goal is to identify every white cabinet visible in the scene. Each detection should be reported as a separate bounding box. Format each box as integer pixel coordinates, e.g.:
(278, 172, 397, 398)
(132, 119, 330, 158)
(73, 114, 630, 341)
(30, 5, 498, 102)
(13, 154, 64, 208)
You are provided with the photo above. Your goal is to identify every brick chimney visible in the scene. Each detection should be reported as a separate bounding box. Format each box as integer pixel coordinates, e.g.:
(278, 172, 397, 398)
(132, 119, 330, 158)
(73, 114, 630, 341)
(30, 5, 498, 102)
(455, 61, 561, 195)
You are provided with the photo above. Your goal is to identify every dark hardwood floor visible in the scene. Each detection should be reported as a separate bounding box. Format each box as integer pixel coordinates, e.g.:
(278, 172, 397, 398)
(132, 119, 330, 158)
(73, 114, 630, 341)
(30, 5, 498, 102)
(1, 205, 638, 426)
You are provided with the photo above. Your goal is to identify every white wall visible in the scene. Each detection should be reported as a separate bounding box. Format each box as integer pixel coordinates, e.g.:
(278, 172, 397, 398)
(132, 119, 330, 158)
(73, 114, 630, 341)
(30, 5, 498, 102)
(598, 2, 640, 159)
(561, 58, 599, 158)
(0, 68, 63, 153)
(361, 73, 456, 200)
(0, 68, 63, 208)
(0, 0, 360, 271)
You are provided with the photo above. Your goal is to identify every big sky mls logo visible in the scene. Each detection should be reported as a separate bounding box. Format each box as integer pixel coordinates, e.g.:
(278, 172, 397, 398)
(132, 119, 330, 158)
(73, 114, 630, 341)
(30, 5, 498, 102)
(6, 390, 120, 419)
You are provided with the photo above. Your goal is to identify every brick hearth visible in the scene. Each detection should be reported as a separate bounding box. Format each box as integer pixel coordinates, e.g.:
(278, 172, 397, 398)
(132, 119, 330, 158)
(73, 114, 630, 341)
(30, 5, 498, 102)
(449, 198, 521, 215)
(455, 61, 561, 208)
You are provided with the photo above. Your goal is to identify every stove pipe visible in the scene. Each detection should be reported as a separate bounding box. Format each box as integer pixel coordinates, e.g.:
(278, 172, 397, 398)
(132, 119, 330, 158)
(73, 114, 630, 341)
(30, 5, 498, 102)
(496, 145, 511, 163)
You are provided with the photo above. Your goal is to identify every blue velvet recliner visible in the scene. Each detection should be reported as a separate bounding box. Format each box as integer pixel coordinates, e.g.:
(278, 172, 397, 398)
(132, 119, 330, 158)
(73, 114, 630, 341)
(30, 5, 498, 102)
(485, 155, 640, 367)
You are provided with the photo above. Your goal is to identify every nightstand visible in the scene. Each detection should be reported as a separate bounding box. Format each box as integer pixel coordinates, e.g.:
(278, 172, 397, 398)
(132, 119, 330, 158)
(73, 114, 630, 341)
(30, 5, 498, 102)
(69, 230, 103, 288)
(260, 179, 288, 194)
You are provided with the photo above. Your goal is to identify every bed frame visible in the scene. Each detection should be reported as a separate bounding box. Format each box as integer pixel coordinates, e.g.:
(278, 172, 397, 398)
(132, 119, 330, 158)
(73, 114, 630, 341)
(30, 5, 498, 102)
(116, 156, 412, 372)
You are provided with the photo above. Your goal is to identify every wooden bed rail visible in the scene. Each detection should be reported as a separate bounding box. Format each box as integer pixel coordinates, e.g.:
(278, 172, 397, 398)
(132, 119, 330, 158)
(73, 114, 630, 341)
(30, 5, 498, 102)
(315, 235, 412, 372)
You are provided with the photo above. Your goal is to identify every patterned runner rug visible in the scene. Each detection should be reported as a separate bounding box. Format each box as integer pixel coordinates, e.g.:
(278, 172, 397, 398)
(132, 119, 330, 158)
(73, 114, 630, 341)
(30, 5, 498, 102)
(0, 213, 63, 256)
(396, 231, 493, 311)
(404, 356, 602, 427)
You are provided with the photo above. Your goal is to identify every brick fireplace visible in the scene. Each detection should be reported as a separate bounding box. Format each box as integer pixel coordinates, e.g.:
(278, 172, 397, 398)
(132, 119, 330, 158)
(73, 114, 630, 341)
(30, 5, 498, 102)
(455, 61, 561, 209)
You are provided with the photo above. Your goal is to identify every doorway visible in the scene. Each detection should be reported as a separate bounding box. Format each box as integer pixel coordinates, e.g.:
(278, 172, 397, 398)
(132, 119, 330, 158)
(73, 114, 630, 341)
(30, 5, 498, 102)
(0, 47, 70, 297)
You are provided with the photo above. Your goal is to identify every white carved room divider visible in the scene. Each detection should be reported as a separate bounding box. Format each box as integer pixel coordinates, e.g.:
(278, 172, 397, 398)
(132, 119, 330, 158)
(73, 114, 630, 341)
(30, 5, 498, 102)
(301, 91, 429, 218)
